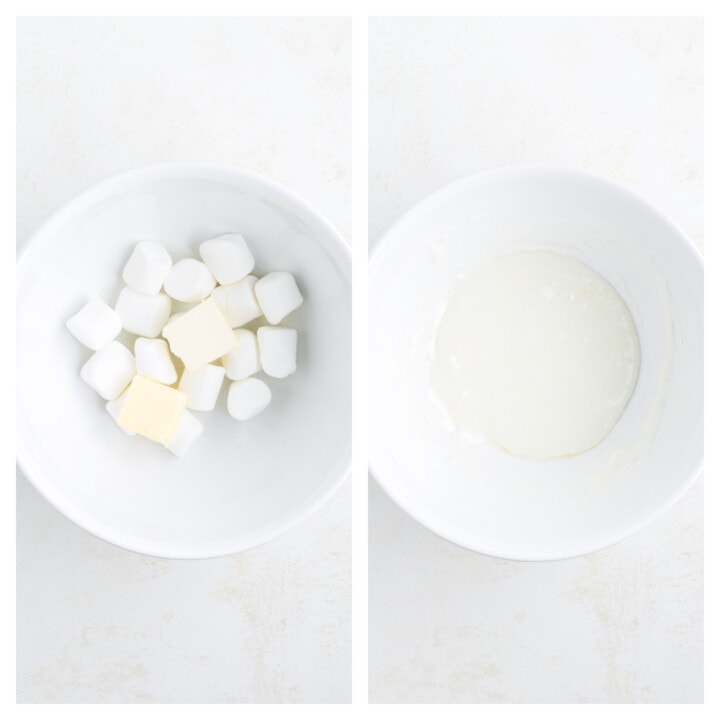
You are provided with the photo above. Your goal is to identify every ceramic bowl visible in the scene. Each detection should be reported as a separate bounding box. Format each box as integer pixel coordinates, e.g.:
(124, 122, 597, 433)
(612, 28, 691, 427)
(17, 162, 351, 558)
(369, 165, 703, 560)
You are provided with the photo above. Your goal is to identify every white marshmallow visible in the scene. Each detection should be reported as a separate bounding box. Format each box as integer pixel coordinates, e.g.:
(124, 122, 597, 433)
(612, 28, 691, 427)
(66, 299, 122, 350)
(122, 241, 172, 295)
(257, 326, 297, 379)
(166, 410, 204, 457)
(222, 329, 261, 380)
(80, 341, 136, 400)
(163, 259, 216, 302)
(115, 287, 171, 338)
(165, 311, 187, 327)
(178, 364, 225, 411)
(227, 378, 271, 421)
(134, 338, 177, 385)
(254, 271, 303, 324)
(211, 276, 262, 328)
(170, 297, 198, 312)
(106, 390, 136, 435)
(199, 234, 255, 285)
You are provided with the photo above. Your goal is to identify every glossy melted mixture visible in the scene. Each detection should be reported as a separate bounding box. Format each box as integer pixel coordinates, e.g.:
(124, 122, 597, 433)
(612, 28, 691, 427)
(431, 251, 640, 459)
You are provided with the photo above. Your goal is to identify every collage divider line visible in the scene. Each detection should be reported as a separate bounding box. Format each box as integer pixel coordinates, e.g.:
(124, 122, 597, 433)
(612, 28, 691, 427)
(351, 12, 369, 706)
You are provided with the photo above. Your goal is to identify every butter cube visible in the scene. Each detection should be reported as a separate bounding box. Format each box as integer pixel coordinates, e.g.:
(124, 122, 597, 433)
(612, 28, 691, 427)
(161, 297, 237, 372)
(106, 389, 136, 435)
(117, 375, 187, 446)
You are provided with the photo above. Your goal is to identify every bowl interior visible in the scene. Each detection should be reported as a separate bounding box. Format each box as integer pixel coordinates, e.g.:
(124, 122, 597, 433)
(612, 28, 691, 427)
(369, 166, 702, 560)
(17, 164, 351, 558)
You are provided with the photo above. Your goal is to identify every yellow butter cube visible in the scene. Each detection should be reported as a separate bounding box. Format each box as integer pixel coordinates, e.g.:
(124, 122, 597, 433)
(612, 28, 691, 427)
(117, 375, 187, 446)
(162, 297, 237, 372)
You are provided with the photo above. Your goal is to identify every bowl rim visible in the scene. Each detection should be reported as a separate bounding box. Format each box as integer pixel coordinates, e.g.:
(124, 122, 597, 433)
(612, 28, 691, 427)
(17, 161, 351, 559)
(369, 163, 703, 561)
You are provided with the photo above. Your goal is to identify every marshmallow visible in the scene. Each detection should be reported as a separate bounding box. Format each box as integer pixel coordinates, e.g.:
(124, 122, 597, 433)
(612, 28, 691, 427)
(162, 297, 237, 372)
(257, 326, 297, 379)
(254, 271, 303, 325)
(178, 363, 226, 411)
(166, 410, 204, 457)
(165, 311, 187, 327)
(115, 286, 171, 338)
(227, 378, 271, 421)
(222, 329, 261, 381)
(134, 338, 177, 385)
(66, 299, 122, 350)
(106, 390, 136, 435)
(211, 276, 262, 328)
(80, 341, 136, 400)
(122, 241, 172, 295)
(163, 259, 216, 303)
(199, 234, 255, 285)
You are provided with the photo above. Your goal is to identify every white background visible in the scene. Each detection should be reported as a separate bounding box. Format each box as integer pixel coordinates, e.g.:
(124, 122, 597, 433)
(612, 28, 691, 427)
(369, 17, 703, 703)
(16, 17, 351, 703)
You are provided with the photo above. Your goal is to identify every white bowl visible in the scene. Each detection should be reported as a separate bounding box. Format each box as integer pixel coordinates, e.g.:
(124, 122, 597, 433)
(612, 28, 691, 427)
(17, 162, 351, 558)
(369, 165, 703, 561)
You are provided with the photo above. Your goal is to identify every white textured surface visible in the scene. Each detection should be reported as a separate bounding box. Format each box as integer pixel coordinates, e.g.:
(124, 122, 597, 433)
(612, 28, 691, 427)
(17, 17, 350, 703)
(369, 17, 702, 703)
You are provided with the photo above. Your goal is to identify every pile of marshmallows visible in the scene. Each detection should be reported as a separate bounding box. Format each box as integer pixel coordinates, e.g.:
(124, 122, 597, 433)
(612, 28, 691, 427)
(66, 234, 303, 457)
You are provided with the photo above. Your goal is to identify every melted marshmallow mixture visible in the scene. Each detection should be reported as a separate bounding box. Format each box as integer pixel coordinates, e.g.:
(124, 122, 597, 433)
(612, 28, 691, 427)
(431, 251, 640, 459)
